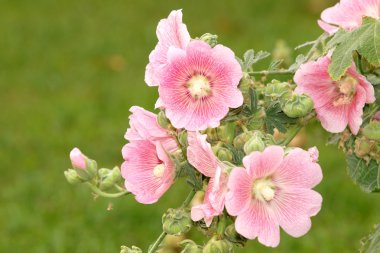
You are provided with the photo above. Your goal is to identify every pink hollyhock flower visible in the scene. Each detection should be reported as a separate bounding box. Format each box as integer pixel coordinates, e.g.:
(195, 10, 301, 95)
(318, 0, 380, 34)
(294, 55, 375, 134)
(159, 40, 243, 131)
(145, 10, 191, 86)
(187, 132, 228, 226)
(70, 147, 87, 170)
(124, 106, 177, 152)
(225, 146, 323, 247)
(121, 140, 174, 204)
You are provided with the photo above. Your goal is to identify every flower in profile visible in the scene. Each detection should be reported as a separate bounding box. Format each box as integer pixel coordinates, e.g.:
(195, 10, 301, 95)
(125, 106, 177, 152)
(225, 146, 323, 247)
(70, 147, 87, 170)
(294, 55, 375, 134)
(187, 132, 228, 226)
(159, 40, 243, 131)
(145, 10, 191, 86)
(318, 0, 380, 34)
(121, 140, 174, 204)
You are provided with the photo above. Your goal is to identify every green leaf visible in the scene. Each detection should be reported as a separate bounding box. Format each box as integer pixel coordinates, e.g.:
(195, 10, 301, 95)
(241, 49, 270, 71)
(329, 17, 380, 80)
(264, 102, 296, 134)
(346, 154, 380, 193)
(360, 224, 380, 253)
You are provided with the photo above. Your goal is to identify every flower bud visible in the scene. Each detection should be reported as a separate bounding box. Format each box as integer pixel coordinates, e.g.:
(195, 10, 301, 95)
(69, 148, 97, 181)
(362, 121, 380, 140)
(354, 137, 374, 157)
(243, 132, 265, 154)
(162, 208, 192, 236)
(224, 224, 247, 247)
(214, 147, 233, 162)
(239, 74, 254, 97)
(64, 169, 82, 184)
(120, 246, 142, 253)
(264, 80, 292, 101)
(178, 131, 188, 147)
(179, 239, 202, 253)
(203, 237, 234, 253)
(282, 94, 313, 118)
(99, 166, 122, 191)
(157, 111, 171, 129)
(233, 132, 253, 150)
(70, 148, 87, 170)
(200, 33, 218, 47)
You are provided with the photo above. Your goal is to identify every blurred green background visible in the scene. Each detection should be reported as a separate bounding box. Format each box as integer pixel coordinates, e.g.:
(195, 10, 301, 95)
(1, 0, 379, 252)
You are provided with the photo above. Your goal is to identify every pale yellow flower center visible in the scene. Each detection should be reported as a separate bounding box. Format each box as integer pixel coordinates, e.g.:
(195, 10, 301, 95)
(333, 76, 358, 106)
(187, 75, 211, 99)
(252, 178, 276, 202)
(153, 164, 166, 178)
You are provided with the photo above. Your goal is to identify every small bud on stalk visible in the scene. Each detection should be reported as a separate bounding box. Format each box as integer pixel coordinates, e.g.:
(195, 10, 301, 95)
(203, 237, 234, 253)
(99, 167, 122, 191)
(179, 239, 202, 253)
(157, 111, 172, 130)
(233, 132, 253, 150)
(282, 94, 314, 118)
(362, 121, 380, 140)
(67, 148, 97, 182)
(200, 33, 218, 47)
(64, 169, 82, 184)
(264, 80, 293, 102)
(224, 224, 247, 247)
(244, 132, 265, 154)
(162, 208, 192, 236)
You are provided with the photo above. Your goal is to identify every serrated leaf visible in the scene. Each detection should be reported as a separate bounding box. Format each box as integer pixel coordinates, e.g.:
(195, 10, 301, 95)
(346, 154, 380, 193)
(264, 102, 296, 134)
(325, 29, 349, 51)
(360, 224, 380, 253)
(268, 59, 283, 71)
(241, 50, 270, 71)
(252, 51, 270, 64)
(329, 17, 380, 80)
(289, 54, 307, 71)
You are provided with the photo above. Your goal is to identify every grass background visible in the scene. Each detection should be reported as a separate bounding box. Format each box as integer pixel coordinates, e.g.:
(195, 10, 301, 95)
(1, 0, 379, 252)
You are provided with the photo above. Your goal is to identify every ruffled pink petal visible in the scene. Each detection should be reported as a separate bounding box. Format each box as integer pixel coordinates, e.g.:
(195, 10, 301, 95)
(317, 20, 339, 35)
(271, 188, 322, 237)
(273, 148, 323, 189)
(235, 201, 280, 247)
(225, 167, 252, 216)
(242, 146, 284, 179)
(347, 65, 376, 104)
(348, 84, 367, 134)
(145, 10, 191, 86)
(187, 132, 218, 177)
(208, 167, 228, 213)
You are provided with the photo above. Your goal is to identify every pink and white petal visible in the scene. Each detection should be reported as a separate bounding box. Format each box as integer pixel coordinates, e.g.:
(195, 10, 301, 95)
(212, 44, 243, 86)
(348, 85, 367, 135)
(273, 148, 323, 189)
(317, 20, 339, 34)
(271, 188, 322, 237)
(316, 102, 350, 133)
(242, 146, 284, 179)
(235, 201, 280, 247)
(208, 169, 228, 213)
(225, 167, 252, 216)
(187, 132, 218, 177)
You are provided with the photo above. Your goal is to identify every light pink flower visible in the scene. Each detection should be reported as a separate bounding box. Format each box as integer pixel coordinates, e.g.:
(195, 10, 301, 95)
(187, 132, 228, 226)
(124, 106, 177, 152)
(70, 147, 87, 170)
(145, 10, 191, 86)
(294, 55, 375, 134)
(225, 146, 323, 248)
(121, 140, 174, 204)
(318, 0, 380, 34)
(158, 40, 243, 131)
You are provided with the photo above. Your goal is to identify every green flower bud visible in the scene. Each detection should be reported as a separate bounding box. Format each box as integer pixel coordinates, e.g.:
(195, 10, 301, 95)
(362, 121, 380, 140)
(214, 147, 233, 162)
(282, 94, 313, 118)
(239, 74, 254, 96)
(200, 33, 218, 47)
(243, 132, 265, 154)
(158, 111, 171, 129)
(203, 237, 234, 253)
(264, 80, 292, 101)
(162, 208, 192, 236)
(179, 239, 202, 253)
(354, 137, 374, 157)
(75, 159, 97, 181)
(224, 224, 247, 247)
(178, 131, 188, 147)
(120, 245, 142, 253)
(64, 169, 82, 184)
(233, 132, 253, 150)
(99, 166, 122, 190)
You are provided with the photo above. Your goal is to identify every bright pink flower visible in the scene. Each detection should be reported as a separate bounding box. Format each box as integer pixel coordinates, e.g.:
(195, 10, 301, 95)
(125, 106, 177, 152)
(225, 146, 323, 247)
(145, 10, 191, 86)
(70, 148, 87, 170)
(318, 0, 380, 34)
(187, 132, 228, 226)
(121, 140, 174, 204)
(294, 55, 375, 134)
(158, 40, 243, 130)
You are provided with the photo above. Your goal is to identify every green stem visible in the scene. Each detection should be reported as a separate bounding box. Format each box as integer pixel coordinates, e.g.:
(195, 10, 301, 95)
(217, 212, 227, 238)
(148, 189, 197, 253)
(280, 125, 303, 146)
(248, 69, 294, 76)
(86, 183, 130, 198)
(305, 33, 327, 61)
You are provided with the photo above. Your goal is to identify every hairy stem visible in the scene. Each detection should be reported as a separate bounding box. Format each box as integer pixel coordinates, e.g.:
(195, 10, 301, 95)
(85, 182, 130, 198)
(248, 69, 294, 76)
(305, 33, 328, 61)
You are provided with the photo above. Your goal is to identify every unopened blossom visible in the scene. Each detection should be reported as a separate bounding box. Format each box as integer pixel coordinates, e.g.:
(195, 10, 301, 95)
(318, 0, 380, 34)
(125, 106, 177, 152)
(187, 132, 228, 226)
(70, 147, 87, 170)
(145, 10, 191, 86)
(121, 140, 174, 204)
(294, 55, 375, 134)
(159, 40, 243, 130)
(225, 146, 323, 247)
